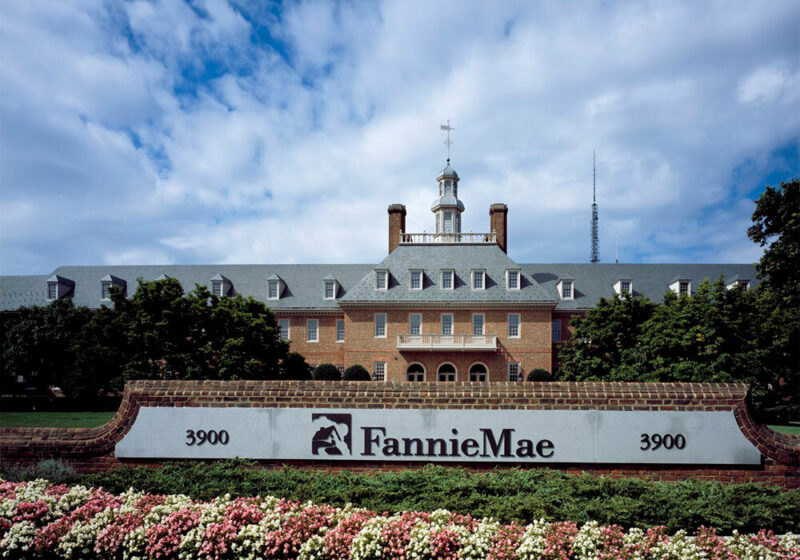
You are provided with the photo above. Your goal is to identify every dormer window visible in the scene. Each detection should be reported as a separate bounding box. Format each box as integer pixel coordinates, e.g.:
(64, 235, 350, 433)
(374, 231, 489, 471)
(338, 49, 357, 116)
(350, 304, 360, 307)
(266, 274, 284, 300)
(47, 275, 74, 301)
(506, 269, 520, 290)
(557, 279, 574, 300)
(210, 274, 232, 298)
(410, 269, 423, 290)
(375, 269, 388, 291)
(100, 274, 126, 300)
(471, 269, 485, 290)
(613, 279, 633, 295)
(441, 269, 454, 290)
(669, 278, 691, 296)
(323, 275, 340, 300)
(726, 277, 750, 291)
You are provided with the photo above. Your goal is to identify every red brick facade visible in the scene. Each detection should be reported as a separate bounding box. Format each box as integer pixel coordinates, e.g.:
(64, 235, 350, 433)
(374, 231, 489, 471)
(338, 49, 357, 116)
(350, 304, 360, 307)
(1, 380, 798, 486)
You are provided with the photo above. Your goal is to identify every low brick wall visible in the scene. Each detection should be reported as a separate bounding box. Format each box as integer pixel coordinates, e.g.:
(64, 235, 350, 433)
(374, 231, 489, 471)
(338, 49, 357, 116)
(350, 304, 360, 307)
(1, 381, 798, 486)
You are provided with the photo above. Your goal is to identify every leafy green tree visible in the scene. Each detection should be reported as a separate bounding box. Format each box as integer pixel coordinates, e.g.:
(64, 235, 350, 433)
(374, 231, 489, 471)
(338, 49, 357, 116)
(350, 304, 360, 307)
(560, 294, 657, 381)
(281, 352, 312, 380)
(747, 178, 800, 418)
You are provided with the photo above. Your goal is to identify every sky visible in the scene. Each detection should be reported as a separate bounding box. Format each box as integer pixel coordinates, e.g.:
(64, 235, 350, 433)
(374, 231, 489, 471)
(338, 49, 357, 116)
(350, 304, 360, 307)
(1, 0, 798, 275)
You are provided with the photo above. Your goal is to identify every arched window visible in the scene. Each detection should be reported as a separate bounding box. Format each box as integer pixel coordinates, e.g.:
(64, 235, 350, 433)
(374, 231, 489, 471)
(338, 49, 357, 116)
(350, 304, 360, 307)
(437, 363, 456, 382)
(406, 363, 425, 382)
(469, 363, 488, 382)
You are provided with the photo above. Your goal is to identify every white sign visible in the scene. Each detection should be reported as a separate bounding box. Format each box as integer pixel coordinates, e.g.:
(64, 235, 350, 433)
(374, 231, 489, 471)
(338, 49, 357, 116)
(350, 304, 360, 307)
(115, 407, 761, 465)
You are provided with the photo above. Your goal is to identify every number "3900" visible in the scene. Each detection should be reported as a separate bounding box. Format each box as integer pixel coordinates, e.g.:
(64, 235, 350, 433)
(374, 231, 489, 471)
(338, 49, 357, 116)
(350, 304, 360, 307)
(640, 433, 685, 451)
(185, 429, 229, 446)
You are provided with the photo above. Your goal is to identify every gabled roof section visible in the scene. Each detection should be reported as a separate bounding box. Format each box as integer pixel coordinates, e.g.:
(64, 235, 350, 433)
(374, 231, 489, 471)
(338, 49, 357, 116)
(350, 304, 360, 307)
(47, 275, 75, 287)
(340, 244, 554, 305)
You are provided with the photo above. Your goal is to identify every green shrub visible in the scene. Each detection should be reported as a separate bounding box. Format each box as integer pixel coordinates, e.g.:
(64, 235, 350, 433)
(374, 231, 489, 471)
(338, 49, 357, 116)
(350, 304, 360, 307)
(527, 368, 552, 381)
(71, 462, 800, 534)
(343, 364, 371, 381)
(313, 363, 341, 381)
(281, 352, 312, 380)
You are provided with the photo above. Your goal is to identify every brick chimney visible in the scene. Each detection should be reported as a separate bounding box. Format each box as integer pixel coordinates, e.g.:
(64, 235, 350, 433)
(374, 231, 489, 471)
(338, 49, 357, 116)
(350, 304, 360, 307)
(388, 204, 407, 253)
(490, 203, 508, 254)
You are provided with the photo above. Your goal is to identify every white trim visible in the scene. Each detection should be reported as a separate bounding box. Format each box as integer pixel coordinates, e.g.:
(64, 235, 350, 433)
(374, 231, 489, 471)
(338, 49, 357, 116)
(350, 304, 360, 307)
(468, 362, 489, 382)
(373, 361, 387, 382)
(375, 269, 388, 291)
(267, 279, 281, 300)
(507, 362, 522, 382)
(440, 312, 454, 336)
(613, 279, 632, 295)
(306, 319, 318, 342)
(409, 269, 423, 291)
(335, 318, 345, 342)
(47, 282, 58, 300)
(669, 279, 692, 296)
(472, 312, 485, 335)
(406, 362, 426, 382)
(101, 281, 112, 301)
(507, 312, 521, 338)
(278, 318, 290, 341)
(409, 312, 422, 335)
(324, 280, 338, 300)
(506, 269, 521, 290)
(437, 362, 457, 382)
(440, 269, 454, 290)
(374, 312, 387, 338)
(471, 269, 486, 291)
(557, 279, 574, 300)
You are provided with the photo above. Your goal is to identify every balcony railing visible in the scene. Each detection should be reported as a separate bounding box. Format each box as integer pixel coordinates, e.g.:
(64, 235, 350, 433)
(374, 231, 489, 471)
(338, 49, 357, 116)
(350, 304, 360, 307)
(397, 334, 498, 351)
(399, 232, 497, 244)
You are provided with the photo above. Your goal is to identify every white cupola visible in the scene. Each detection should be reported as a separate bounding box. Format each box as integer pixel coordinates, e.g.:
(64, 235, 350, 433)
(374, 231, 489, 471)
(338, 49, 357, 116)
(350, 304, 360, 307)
(431, 159, 465, 235)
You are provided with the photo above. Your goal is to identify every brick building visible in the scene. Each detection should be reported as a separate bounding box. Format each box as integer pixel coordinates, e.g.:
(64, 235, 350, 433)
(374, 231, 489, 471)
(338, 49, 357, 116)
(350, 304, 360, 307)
(0, 160, 758, 381)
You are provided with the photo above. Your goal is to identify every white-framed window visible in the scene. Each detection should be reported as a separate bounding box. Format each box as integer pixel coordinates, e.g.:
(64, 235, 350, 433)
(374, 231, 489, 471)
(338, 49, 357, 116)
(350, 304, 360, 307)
(444, 211, 453, 233)
(552, 319, 561, 343)
(472, 313, 485, 335)
(507, 362, 521, 382)
(336, 319, 345, 342)
(101, 281, 112, 300)
(469, 363, 488, 382)
(374, 313, 387, 338)
(306, 319, 318, 342)
(268, 280, 280, 300)
(561, 280, 573, 299)
(441, 269, 454, 290)
(506, 269, 520, 290)
(212, 281, 223, 297)
(409, 313, 422, 336)
(620, 281, 631, 294)
(375, 270, 388, 291)
(507, 313, 520, 338)
(471, 269, 485, 290)
(679, 281, 690, 296)
(374, 361, 386, 382)
(440, 313, 454, 336)
(47, 283, 58, 300)
(410, 269, 423, 290)
(324, 281, 336, 300)
(406, 363, 425, 382)
(279, 319, 290, 340)
(438, 363, 456, 382)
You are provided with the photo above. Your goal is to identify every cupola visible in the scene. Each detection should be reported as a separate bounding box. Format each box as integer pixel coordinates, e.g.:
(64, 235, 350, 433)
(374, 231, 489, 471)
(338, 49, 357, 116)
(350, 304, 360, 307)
(431, 159, 465, 235)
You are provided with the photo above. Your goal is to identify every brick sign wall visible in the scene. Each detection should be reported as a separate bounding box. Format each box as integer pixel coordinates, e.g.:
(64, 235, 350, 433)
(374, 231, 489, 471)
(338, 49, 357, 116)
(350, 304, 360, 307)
(1, 381, 798, 487)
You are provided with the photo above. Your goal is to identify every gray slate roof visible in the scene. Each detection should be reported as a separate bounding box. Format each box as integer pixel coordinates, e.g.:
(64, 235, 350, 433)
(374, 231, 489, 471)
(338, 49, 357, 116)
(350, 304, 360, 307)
(340, 244, 554, 305)
(0, 252, 759, 312)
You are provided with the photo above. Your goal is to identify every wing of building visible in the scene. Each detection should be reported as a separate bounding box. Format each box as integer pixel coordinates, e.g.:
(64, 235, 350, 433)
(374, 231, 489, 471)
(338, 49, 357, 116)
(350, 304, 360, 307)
(0, 160, 757, 382)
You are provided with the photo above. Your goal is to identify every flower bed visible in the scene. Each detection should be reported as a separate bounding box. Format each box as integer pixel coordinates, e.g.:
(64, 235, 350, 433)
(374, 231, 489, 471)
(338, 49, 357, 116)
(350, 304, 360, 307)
(1, 479, 798, 559)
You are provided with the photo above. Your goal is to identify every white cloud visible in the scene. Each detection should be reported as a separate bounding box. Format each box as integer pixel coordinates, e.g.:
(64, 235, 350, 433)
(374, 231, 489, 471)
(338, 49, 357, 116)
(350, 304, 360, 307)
(1, 0, 798, 274)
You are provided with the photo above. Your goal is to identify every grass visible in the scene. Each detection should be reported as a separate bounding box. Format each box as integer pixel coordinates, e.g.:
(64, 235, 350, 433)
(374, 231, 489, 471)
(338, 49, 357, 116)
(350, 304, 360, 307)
(0, 412, 115, 428)
(768, 424, 800, 435)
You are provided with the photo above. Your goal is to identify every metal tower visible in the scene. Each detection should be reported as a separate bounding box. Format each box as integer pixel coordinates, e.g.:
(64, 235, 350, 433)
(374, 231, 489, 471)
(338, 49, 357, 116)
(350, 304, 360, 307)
(591, 150, 599, 263)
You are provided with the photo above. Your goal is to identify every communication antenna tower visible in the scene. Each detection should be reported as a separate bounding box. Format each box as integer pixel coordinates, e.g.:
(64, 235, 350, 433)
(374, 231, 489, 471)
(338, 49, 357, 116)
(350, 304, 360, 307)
(591, 150, 599, 263)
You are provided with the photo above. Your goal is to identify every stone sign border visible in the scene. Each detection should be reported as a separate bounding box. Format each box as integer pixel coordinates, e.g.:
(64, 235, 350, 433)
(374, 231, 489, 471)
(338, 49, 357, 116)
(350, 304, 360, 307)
(1, 381, 798, 487)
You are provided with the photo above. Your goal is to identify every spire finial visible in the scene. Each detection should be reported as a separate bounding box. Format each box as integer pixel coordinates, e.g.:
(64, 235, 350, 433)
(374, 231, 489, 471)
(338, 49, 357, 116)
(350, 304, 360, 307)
(591, 150, 600, 263)
(440, 119, 455, 162)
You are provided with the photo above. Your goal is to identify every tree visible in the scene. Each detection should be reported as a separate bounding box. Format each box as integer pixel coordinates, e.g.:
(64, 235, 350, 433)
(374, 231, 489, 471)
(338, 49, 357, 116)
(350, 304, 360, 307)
(343, 364, 371, 381)
(560, 294, 657, 381)
(281, 352, 312, 380)
(747, 178, 800, 418)
(313, 363, 342, 381)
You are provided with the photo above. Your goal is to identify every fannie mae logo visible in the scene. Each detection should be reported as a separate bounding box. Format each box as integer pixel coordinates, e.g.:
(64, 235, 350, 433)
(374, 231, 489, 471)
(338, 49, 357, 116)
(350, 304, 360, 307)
(311, 413, 352, 456)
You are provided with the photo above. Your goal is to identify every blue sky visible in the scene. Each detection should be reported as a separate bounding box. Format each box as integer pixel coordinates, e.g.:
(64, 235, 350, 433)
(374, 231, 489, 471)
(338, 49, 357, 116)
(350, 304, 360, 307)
(1, 0, 798, 275)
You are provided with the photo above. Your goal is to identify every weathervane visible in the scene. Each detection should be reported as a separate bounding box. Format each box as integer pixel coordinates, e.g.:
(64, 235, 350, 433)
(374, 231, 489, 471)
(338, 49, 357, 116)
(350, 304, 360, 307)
(440, 120, 454, 162)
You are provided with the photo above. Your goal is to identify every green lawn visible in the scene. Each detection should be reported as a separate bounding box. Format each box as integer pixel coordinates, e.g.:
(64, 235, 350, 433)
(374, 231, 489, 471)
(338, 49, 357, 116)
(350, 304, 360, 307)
(0, 412, 115, 428)
(769, 424, 800, 435)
